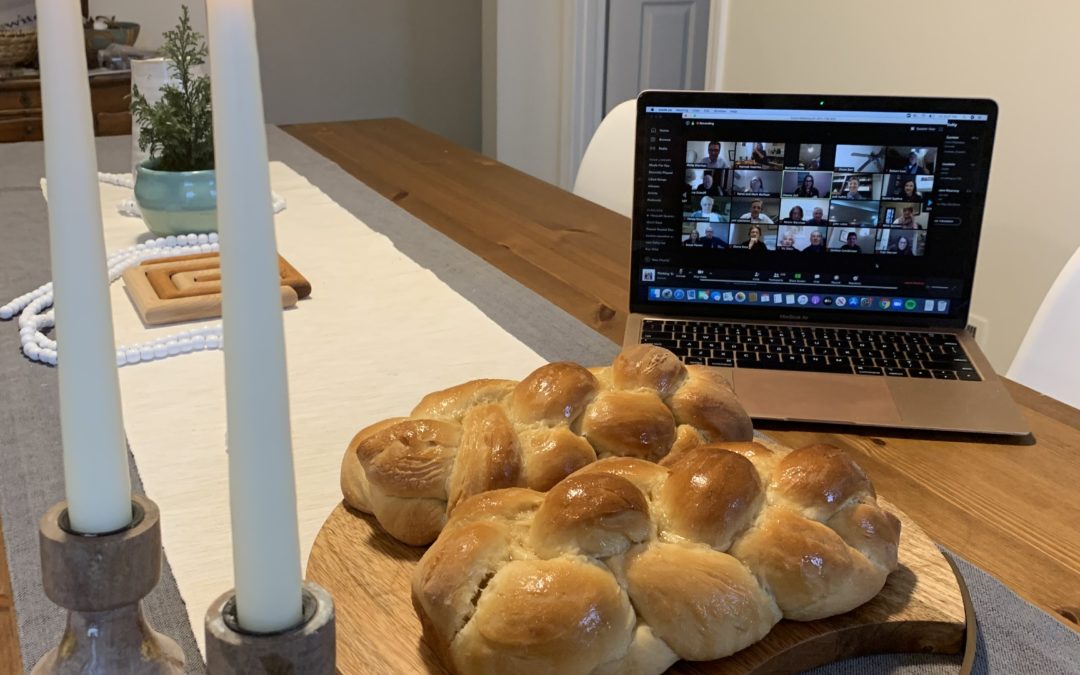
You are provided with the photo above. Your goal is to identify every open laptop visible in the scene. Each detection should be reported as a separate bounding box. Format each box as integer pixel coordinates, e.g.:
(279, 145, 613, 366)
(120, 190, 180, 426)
(624, 90, 1029, 436)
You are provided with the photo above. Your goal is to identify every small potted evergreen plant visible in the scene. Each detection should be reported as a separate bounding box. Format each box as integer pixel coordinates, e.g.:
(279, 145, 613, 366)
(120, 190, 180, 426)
(130, 6, 215, 235)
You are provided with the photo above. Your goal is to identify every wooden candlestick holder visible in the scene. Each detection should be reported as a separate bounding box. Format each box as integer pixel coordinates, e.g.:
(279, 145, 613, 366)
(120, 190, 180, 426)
(31, 495, 185, 674)
(204, 580, 335, 674)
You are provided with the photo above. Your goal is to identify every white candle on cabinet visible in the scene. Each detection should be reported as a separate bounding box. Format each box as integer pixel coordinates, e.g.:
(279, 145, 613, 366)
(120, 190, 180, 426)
(205, 0, 304, 633)
(35, 0, 132, 534)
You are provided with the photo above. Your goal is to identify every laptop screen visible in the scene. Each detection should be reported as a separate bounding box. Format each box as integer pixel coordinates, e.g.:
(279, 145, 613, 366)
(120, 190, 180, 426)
(630, 92, 998, 327)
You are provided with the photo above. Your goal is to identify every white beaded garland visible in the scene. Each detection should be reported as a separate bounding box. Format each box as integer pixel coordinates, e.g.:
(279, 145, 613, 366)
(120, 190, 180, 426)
(2, 233, 228, 367)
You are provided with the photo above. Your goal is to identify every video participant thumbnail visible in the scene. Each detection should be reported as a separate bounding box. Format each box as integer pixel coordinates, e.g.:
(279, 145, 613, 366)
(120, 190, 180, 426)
(876, 228, 926, 256)
(683, 168, 730, 200)
(832, 173, 882, 200)
(735, 142, 786, 169)
(682, 221, 731, 248)
(730, 223, 777, 253)
(779, 198, 831, 223)
(731, 197, 780, 224)
(731, 170, 782, 196)
(879, 202, 928, 229)
(684, 195, 732, 223)
(885, 147, 938, 175)
(782, 170, 832, 197)
(834, 144, 885, 173)
(828, 227, 878, 254)
(796, 143, 829, 170)
(686, 140, 735, 169)
(830, 199, 881, 226)
(776, 225, 830, 252)
(882, 173, 932, 201)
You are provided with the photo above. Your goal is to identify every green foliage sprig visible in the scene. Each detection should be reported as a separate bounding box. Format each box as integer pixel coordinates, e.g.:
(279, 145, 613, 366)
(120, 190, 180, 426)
(130, 6, 213, 172)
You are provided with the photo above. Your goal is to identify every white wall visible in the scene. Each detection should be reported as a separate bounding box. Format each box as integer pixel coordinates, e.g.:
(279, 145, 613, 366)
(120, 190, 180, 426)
(89, 0, 482, 150)
(710, 0, 1080, 372)
(484, 0, 565, 185)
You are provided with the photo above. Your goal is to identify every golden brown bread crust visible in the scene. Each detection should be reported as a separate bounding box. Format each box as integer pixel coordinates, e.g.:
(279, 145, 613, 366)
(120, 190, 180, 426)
(415, 441, 901, 674)
(451, 559, 635, 675)
(580, 390, 676, 461)
(447, 405, 521, 514)
(341, 345, 753, 545)
(666, 366, 754, 441)
(510, 362, 599, 425)
(618, 542, 781, 661)
(611, 343, 686, 396)
(658, 447, 763, 550)
(529, 473, 652, 558)
(411, 379, 517, 422)
(355, 419, 461, 499)
(340, 417, 406, 510)
(770, 443, 874, 520)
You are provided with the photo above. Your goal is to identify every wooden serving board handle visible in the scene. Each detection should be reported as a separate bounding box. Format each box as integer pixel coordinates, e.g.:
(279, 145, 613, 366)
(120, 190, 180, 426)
(306, 497, 973, 675)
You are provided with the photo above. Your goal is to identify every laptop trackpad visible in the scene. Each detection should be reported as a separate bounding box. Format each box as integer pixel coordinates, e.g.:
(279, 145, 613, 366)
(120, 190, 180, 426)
(732, 370, 903, 426)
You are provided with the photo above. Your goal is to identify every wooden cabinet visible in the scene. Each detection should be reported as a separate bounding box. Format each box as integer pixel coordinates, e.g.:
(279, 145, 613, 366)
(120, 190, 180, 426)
(0, 72, 131, 143)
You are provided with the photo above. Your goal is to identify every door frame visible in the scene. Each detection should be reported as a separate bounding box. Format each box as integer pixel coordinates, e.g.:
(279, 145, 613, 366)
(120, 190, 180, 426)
(483, 0, 729, 189)
(559, 0, 608, 189)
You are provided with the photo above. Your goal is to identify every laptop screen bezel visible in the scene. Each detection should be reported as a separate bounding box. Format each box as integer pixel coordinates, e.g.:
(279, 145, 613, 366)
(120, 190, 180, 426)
(629, 90, 999, 330)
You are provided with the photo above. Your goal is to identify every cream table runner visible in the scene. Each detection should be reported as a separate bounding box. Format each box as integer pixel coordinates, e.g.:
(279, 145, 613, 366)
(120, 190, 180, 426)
(77, 162, 549, 654)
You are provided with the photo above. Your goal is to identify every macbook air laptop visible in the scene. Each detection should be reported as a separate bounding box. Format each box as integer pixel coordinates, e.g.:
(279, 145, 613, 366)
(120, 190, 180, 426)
(624, 90, 1029, 435)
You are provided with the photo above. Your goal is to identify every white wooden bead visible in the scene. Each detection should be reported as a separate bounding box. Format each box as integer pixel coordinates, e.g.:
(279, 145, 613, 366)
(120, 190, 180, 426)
(178, 338, 193, 353)
(125, 348, 141, 364)
(25, 343, 40, 360)
(206, 334, 221, 349)
(209, 232, 219, 243)
(140, 345, 155, 361)
(166, 340, 180, 355)
(117, 350, 126, 367)
(192, 335, 206, 350)
(0, 306, 12, 320)
(197, 233, 209, 244)
(165, 235, 177, 247)
(153, 343, 168, 359)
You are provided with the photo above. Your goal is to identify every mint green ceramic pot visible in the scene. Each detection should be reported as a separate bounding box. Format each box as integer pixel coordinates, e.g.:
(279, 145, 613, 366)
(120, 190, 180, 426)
(134, 161, 218, 235)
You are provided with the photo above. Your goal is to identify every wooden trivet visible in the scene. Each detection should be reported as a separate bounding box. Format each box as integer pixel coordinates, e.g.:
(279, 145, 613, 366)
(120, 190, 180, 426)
(122, 252, 311, 326)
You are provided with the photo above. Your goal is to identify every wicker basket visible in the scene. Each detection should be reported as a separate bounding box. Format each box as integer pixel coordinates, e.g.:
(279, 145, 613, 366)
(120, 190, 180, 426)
(0, 28, 37, 68)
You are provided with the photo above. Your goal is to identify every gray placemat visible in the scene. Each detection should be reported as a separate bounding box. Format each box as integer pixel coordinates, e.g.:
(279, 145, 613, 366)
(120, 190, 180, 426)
(1, 130, 1077, 673)
(0, 179, 205, 673)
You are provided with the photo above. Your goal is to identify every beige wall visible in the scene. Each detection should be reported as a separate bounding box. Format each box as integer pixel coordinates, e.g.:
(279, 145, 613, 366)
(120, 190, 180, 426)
(91, 1, 482, 150)
(713, 0, 1080, 371)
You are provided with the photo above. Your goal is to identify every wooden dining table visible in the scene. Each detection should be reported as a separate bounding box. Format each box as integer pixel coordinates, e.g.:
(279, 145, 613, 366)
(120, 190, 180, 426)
(0, 118, 1077, 671)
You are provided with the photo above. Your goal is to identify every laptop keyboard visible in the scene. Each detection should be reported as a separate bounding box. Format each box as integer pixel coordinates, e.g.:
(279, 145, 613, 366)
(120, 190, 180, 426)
(640, 319, 981, 381)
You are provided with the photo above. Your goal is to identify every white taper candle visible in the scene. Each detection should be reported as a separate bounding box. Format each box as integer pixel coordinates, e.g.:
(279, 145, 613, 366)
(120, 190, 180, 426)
(205, 0, 304, 632)
(35, 0, 132, 534)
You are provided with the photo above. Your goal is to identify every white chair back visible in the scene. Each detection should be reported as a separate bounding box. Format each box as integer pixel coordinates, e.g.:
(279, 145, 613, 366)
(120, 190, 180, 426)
(572, 100, 636, 218)
(1007, 245, 1080, 408)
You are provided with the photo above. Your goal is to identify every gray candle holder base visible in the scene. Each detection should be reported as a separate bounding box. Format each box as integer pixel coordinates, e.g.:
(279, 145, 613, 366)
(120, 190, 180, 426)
(205, 580, 335, 674)
(31, 495, 185, 674)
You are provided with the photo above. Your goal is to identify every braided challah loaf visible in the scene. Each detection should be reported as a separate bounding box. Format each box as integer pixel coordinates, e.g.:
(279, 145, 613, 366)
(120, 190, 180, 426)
(341, 345, 753, 545)
(412, 441, 901, 675)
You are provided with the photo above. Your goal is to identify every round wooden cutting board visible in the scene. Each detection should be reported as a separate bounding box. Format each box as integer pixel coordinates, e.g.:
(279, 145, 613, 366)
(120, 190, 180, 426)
(306, 497, 974, 674)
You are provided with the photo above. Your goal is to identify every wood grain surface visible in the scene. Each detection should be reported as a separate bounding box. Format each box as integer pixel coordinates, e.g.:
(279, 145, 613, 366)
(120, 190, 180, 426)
(1, 119, 1076, 670)
(0, 519, 19, 675)
(284, 119, 1080, 633)
(307, 497, 969, 674)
